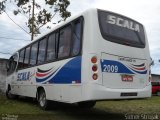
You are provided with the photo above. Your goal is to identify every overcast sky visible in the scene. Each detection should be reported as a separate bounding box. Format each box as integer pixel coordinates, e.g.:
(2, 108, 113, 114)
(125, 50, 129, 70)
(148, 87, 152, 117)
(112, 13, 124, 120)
(0, 0, 159, 74)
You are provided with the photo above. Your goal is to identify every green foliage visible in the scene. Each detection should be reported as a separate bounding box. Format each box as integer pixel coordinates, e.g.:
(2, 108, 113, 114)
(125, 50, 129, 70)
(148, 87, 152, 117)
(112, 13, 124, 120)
(0, 0, 71, 38)
(0, 0, 7, 14)
(0, 95, 160, 120)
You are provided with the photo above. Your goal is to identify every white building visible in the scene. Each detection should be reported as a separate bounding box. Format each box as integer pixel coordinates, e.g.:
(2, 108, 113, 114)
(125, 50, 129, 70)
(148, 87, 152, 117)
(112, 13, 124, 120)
(151, 74, 160, 82)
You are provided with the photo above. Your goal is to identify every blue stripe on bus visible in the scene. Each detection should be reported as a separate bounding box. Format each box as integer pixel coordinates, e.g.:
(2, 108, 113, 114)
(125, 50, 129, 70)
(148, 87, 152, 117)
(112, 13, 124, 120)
(101, 59, 147, 74)
(47, 56, 81, 84)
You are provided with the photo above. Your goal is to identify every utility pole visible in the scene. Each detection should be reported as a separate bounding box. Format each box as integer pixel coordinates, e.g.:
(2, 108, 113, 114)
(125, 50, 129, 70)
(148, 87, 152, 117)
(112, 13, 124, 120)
(31, 0, 35, 41)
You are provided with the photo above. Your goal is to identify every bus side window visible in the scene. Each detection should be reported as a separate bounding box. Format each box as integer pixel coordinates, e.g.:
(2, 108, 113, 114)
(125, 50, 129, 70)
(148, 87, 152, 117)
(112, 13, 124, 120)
(46, 33, 56, 61)
(58, 25, 72, 59)
(72, 20, 82, 56)
(18, 49, 25, 69)
(37, 38, 47, 64)
(30, 42, 38, 66)
(24, 46, 30, 68)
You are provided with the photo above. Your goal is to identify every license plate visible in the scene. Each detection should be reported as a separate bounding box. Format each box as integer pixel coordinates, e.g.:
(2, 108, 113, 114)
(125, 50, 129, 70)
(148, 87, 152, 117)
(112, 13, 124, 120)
(121, 75, 133, 82)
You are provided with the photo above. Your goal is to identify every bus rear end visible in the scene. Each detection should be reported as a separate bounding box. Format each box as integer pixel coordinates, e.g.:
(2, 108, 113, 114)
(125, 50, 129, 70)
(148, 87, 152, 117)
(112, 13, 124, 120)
(82, 9, 151, 101)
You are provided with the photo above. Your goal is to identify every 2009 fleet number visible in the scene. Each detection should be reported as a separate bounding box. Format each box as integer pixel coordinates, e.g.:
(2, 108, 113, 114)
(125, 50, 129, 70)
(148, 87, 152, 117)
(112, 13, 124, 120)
(103, 65, 118, 73)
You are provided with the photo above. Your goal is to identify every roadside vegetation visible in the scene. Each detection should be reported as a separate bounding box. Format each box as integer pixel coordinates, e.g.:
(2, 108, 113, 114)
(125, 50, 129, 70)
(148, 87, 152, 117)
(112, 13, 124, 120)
(0, 95, 160, 120)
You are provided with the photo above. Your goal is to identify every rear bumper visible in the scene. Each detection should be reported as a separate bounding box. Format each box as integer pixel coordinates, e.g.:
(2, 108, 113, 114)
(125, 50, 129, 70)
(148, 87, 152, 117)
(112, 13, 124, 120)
(82, 83, 151, 101)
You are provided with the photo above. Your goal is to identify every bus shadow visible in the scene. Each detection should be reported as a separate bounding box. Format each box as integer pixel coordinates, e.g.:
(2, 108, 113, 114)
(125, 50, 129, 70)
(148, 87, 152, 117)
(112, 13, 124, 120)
(48, 102, 125, 120)
(15, 97, 125, 120)
(56, 108, 124, 120)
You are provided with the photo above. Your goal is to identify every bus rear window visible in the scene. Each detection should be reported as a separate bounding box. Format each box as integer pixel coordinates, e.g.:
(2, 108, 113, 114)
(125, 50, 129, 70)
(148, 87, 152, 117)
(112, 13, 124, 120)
(98, 10, 145, 48)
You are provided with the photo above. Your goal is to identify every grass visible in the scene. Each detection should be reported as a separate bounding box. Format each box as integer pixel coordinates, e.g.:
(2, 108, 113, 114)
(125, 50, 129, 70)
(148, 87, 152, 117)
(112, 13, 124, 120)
(98, 97, 160, 114)
(0, 95, 160, 120)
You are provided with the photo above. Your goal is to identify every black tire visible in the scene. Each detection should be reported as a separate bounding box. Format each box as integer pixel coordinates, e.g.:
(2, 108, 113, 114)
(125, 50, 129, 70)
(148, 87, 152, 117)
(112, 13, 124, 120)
(38, 89, 50, 110)
(78, 101, 96, 109)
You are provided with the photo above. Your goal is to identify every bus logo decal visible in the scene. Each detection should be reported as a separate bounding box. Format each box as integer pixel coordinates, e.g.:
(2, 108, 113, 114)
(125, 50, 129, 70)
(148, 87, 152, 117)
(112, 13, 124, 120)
(107, 14, 140, 32)
(36, 68, 55, 78)
(17, 71, 35, 81)
(36, 67, 60, 83)
(129, 63, 147, 74)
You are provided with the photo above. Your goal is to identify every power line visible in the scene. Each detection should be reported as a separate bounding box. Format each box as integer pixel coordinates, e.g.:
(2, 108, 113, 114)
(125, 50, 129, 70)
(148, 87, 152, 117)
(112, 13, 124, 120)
(4, 11, 31, 36)
(0, 36, 30, 41)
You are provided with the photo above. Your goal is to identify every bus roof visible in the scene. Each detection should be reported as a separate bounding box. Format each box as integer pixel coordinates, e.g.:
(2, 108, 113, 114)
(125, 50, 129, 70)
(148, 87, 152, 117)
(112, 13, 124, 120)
(14, 8, 95, 54)
(13, 8, 143, 55)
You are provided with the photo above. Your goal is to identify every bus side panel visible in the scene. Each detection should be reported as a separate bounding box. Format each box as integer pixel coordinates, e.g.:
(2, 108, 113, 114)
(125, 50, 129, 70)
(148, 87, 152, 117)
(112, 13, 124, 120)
(14, 68, 37, 98)
(44, 85, 61, 101)
(37, 57, 82, 103)
(18, 85, 37, 98)
(45, 84, 82, 103)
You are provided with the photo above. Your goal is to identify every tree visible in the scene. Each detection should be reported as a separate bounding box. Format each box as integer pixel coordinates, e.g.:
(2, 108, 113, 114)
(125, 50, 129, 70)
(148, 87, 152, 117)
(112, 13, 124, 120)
(0, 0, 71, 40)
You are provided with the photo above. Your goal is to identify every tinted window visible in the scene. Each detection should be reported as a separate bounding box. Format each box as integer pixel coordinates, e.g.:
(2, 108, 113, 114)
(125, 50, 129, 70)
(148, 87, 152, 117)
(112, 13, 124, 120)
(24, 47, 30, 68)
(46, 33, 56, 61)
(30, 42, 38, 66)
(72, 20, 82, 56)
(98, 10, 145, 48)
(55, 32, 59, 56)
(37, 38, 47, 64)
(58, 25, 72, 58)
(18, 49, 25, 69)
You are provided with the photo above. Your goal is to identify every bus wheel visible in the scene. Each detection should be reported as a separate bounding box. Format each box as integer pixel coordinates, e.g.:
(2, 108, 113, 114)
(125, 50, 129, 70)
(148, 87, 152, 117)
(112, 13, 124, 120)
(38, 89, 50, 110)
(78, 101, 96, 109)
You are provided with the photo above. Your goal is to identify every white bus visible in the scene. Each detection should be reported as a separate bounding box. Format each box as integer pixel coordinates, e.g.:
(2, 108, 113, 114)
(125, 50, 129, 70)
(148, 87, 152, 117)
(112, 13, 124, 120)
(6, 8, 151, 109)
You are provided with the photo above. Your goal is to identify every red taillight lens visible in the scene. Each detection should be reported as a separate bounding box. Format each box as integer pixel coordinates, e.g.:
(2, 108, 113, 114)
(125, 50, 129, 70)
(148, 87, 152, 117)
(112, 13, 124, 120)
(92, 73, 98, 80)
(92, 65, 97, 72)
(91, 56, 97, 63)
(91, 56, 98, 80)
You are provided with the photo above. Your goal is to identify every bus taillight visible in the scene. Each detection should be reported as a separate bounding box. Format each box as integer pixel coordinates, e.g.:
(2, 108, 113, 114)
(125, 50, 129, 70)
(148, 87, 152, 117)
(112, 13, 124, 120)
(91, 56, 98, 80)
(92, 65, 98, 72)
(91, 56, 97, 63)
(92, 73, 98, 80)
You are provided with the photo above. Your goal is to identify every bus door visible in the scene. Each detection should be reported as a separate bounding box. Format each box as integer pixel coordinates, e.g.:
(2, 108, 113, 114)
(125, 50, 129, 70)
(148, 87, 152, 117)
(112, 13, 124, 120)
(7, 53, 19, 92)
